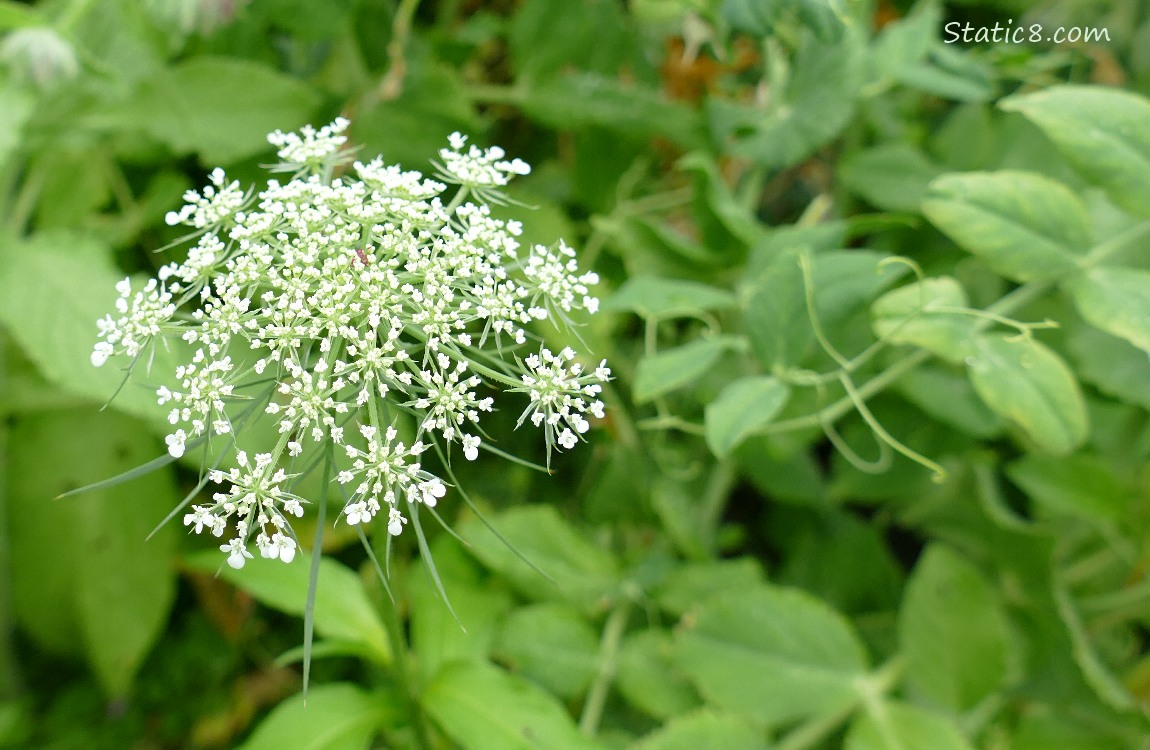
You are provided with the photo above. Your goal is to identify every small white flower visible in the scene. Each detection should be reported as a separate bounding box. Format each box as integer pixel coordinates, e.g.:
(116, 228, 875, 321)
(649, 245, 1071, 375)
(92, 121, 607, 567)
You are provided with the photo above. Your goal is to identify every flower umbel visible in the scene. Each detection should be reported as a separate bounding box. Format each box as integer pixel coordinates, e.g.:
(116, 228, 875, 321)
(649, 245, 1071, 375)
(93, 121, 609, 568)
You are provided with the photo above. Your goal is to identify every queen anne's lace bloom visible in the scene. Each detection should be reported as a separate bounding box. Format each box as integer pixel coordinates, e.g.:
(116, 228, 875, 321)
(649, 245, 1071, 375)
(93, 120, 610, 568)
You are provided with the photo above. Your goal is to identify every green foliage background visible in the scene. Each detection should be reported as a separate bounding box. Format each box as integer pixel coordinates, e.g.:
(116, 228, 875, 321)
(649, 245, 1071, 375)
(2, 0, 1150, 748)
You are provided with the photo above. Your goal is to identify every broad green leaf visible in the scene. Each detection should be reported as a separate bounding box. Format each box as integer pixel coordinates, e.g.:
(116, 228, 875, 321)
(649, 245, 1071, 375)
(845, 701, 974, 750)
(812, 251, 908, 324)
(118, 57, 319, 164)
(235, 684, 383, 750)
(509, 0, 633, 82)
(1069, 267, 1150, 354)
(742, 246, 810, 369)
(655, 558, 766, 616)
(185, 550, 389, 664)
(605, 277, 736, 319)
(707, 27, 864, 168)
(896, 366, 1001, 438)
(675, 585, 868, 727)
(871, 277, 976, 363)
(423, 661, 608, 750)
(923, 171, 1091, 281)
(965, 333, 1087, 455)
(524, 73, 705, 150)
(704, 376, 790, 457)
(778, 515, 903, 616)
(634, 337, 739, 404)
(631, 710, 762, 750)
(1001, 86, 1150, 216)
(898, 545, 1012, 713)
(616, 630, 701, 720)
(1066, 324, 1150, 410)
(741, 234, 886, 370)
(896, 45, 993, 102)
(459, 506, 619, 609)
(411, 540, 513, 682)
(493, 604, 599, 700)
(0, 232, 182, 426)
(735, 438, 826, 506)
(1007, 454, 1126, 523)
(8, 409, 178, 696)
(869, 2, 936, 79)
(840, 144, 945, 212)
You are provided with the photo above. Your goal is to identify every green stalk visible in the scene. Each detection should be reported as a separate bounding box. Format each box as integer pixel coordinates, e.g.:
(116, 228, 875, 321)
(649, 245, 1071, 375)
(378, 579, 434, 750)
(578, 603, 629, 735)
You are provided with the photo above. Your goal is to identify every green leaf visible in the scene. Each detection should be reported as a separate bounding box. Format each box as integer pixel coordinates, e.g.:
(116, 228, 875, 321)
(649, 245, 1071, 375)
(1007, 454, 1126, 523)
(707, 28, 864, 168)
(923, 171, 1091, 282)
(423, 661, 608, 750)
(655, 558, 766, 616)
(616, 630, 702, 720)
(840, 143, 945, 212)
(631, 710, 762, 750)
(8, 409, 178, 696)
(1068, 267, 1150, 354)
(118, 57, 319, 164)
(965, 333, 1087, 455)
(895, 366, 1001, 438)
(898, 545, 1012, 713)
(1066, 323, 1150, 410)
(705, 376, 790, 457)
(459, 506, 619, 609)
(604, 277, 736, 319)
(634, 337, 739, 404)
(235, 684, 383, 750)
(845, 701, 974, 750)
(1001, 85, 1150, 217)
(871, 277, 976, 363)
(411, 540, 513, 682)
(184, 550, 389, 663)
(742, 246, 810, 369)
(675, 585, 868, 727)
(509, 0, 634, 82)
(493, 604, 599, 700)
(523, 73, 705, 150)
(0, 233, 185, 426)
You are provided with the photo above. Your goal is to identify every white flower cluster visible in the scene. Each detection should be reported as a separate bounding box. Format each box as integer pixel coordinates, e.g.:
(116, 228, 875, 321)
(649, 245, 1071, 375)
(93, 120, 610, 569)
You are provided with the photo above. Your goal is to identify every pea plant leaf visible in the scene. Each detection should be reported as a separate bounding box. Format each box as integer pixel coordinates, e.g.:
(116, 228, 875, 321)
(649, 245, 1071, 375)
(965, 333, 1087, 455)
(1001, 85, 1150, 217)
(1068, 267, 1150, 354)
(923, 171, 1092, 281)
(675, 584, 868, 727)
(704, 376, 791, 457)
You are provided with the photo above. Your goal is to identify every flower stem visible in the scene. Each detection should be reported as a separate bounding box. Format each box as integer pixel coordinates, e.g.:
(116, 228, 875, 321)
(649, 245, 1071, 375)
(579, 603, 629, 735)
(378, 577, 434, 750)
